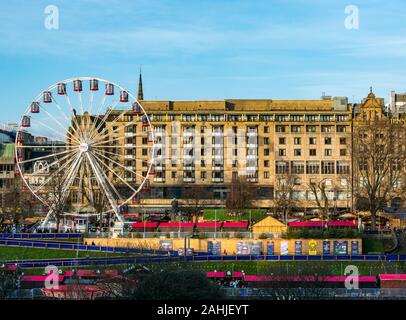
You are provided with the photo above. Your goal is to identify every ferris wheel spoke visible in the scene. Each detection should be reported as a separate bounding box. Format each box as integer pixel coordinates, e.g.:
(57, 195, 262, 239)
(30, 150, 79, 177)
(85, 91, 95, 137)
(89, 106, 129, 142)
(33, 97, 82, 145)
(91, 151, 138, 193)
(93, 149, 147, 180)
(90, 122, 136, 145)
(91, 135, 124, 148)
(31, 151, 79, 194)
(93, 147, 149, 165)
(93, 93, 107, 119)
(51, 95, 83, 141)
(16, 145, 77, 149)
(78, 91, 85, 117)
(90, 158, 122, 201)
(84, 158, 95, 206)
(17, 148, 77, 165)
(64, 93, 84, 139)
(89, 99, 121, 141)
(86, 152, 123, 221)
(31, 117, 81, 145)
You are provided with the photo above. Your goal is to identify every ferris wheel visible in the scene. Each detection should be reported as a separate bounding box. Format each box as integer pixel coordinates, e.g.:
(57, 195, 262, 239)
(15, 77, 156, 228)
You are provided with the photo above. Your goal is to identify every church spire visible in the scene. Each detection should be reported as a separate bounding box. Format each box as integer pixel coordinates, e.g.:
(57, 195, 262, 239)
(137, 66, 144, 101)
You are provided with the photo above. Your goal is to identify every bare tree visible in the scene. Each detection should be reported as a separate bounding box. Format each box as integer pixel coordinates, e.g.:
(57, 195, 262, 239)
(1, 176, 30, 225)
(352, 119, 406, 230)
(43, 169, 70, 232)
(307, 178, 336, 222)
(182, 185, 210, 222)
(225, 175, 256, 215)
(274, 173, 299, 224)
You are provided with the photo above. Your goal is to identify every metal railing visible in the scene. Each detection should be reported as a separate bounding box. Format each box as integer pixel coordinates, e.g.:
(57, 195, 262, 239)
(222, 287, 406, 299)
(85, 231, 277, 239)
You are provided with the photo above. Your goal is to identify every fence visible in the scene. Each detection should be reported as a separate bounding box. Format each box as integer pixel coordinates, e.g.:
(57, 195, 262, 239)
(222, 287, 406, 299)
(0, 233, 82, 239)
(86, 231, 276, 239)
(2, 255, 183, 268)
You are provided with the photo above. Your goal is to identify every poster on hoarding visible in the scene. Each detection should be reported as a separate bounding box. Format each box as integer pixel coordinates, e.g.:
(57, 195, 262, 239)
(334, 241, 348, 255)
(308, 240, 318, 255)
(323, 241, 331, 255)
(280, 241, 289, 255)
(267, 241, 275, 255)
(295, 241, 302, 255)
(236, 241, 263, 255)
(207, 241, 222, 255)
(351, 241, 359, 255)
(237, 241, 262, 255)
(178, 248, 194, 256)
(250, 242, 263, 255)
(159, 240, 173, 251)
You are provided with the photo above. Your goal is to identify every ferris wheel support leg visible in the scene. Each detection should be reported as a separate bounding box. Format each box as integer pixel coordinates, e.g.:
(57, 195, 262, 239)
(40, 154, 83, 230)
(86, 153, 124, 223)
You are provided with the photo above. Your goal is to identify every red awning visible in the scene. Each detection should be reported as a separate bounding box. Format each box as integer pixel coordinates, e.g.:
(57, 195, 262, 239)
(22, 275, 65, 282)
(131, 222, 159, 229)
(243, 275, 376, 282)
(159, 222, 195, 228)
(379, 274, 406, 281)
(197, 222, 222, 228)
(288, 221, 324, 227)
(206, 272, 225, 278)
(222, 222, 249, 228)
(327, 221, 356, 227)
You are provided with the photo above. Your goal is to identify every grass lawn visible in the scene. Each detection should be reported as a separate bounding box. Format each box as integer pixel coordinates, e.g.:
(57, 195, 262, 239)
(362, 238, 393, 254)
(203, 209, 267, 222)
(145, 260, 406, 276)
(21, 260, 406, 277)
(0, 246, 125, 261)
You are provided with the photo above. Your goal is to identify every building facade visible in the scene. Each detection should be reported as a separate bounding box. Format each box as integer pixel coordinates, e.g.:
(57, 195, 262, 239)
(98, 76, 358, 213)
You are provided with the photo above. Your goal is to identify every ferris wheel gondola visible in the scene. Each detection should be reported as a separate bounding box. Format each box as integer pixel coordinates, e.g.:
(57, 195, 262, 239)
(16, 77, 156, 230)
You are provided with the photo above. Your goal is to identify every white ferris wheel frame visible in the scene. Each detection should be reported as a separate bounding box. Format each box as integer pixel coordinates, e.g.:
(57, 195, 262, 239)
(15, 76, 156, 226)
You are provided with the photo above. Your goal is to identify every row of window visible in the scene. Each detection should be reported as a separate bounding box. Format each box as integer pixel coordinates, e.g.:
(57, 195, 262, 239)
(277, 148, 347, 157)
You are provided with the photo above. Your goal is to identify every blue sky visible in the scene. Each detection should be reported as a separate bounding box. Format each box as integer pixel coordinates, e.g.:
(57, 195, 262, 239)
(1, 0, 406, 123)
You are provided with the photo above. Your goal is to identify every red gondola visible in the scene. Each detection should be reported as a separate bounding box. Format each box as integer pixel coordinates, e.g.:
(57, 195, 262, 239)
(15, 170, 21, 175)
(90, 79, 99, 91)
(141, 115, 149, 127)
(43, 91, 52, 103)
(31, 102, 40, 113)
(141, 179, 150, 191)
(57, 83, 66, 95)
(21, 116, 31, 127)
(20, 187, 28, 191)
(16, 137, 24, 143)
(73, 80, 83, 92)
(132, 102, 141, 114)
(120, 90, 129, 102)
(105, 83, 114, 95)
(16, 148, 24, 159)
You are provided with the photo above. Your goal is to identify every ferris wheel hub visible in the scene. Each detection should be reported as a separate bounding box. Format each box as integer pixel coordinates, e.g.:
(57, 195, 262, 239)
(79, 142, 89, 153)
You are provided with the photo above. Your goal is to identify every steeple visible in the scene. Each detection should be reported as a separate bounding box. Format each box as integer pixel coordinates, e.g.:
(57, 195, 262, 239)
(137, 66, 144, 101)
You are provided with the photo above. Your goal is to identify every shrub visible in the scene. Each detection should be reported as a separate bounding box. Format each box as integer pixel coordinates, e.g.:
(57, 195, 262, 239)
(134, 232, 142, 238)
(223, 232, 230, 239)
(234, 232, 244, 239)
(258, 233, 268, 239)
(165, 232, 171, 239)
(198, 232, 206, 239)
